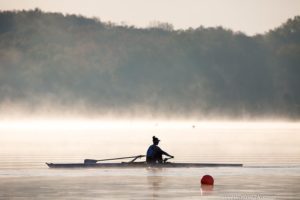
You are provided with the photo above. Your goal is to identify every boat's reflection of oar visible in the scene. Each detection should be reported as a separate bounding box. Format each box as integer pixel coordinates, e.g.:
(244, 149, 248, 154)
(84, 155, 145, 164)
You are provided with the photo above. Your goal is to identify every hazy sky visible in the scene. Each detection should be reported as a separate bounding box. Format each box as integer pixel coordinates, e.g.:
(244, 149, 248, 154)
(0, 0, 299, 35)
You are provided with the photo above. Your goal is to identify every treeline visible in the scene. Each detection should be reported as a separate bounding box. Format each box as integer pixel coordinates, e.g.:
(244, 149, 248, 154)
(0, 9, 299, 118)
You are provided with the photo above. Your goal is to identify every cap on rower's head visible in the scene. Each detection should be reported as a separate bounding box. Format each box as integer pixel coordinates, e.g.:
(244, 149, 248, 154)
(153, 136, 160, 142)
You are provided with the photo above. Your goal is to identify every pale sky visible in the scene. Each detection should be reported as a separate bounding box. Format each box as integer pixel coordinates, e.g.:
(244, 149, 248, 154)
(0, 0, 299, 35)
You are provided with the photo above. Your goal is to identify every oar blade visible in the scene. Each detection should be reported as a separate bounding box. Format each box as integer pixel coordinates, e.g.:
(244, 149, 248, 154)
(84, 159, 98, 164)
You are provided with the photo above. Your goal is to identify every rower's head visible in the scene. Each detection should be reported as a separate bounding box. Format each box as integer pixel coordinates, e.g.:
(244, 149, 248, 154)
(152, 136, 160, 145)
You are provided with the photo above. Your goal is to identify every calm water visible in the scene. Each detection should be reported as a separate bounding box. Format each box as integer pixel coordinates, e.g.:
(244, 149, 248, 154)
(1, 120, 300, 199)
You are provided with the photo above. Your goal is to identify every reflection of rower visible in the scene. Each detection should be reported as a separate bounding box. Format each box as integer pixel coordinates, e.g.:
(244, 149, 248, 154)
(146, 136, 174, 163)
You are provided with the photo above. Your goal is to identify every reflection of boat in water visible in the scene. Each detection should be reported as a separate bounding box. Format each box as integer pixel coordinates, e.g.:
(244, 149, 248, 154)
(46, 155, 243, 168)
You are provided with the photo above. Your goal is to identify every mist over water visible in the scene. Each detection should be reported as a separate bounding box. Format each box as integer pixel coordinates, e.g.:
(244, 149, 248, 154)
(1, 119, 300, 166)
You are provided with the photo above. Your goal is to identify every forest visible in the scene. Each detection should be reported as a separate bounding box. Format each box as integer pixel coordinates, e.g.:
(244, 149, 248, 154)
(0, 9, 299, 118)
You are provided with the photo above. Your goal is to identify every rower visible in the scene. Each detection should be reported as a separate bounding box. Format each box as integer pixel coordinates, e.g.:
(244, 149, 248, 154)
(146, 136, 174, 163)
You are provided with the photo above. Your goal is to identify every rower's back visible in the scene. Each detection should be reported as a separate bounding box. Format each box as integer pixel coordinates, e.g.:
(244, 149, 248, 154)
(146, 136, 163, 163)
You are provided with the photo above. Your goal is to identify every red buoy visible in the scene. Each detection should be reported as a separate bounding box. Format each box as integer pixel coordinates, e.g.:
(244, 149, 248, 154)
(201, 175, 214, 185)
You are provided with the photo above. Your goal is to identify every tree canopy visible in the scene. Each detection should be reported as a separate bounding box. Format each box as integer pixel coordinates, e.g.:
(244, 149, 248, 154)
(0, 9, 300, 118)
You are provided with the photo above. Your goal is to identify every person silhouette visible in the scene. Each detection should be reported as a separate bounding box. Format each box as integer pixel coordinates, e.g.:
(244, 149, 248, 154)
(146, 136, 174, 163)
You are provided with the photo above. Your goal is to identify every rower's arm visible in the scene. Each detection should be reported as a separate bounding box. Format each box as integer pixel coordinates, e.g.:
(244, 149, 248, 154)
(162, 151, 174, 158)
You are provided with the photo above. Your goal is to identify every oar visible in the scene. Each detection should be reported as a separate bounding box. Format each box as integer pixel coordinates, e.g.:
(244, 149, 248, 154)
(84, 155, 145, 164)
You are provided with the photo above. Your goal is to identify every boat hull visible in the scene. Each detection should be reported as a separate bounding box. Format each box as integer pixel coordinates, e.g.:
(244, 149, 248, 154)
(46, 162, 242, 168)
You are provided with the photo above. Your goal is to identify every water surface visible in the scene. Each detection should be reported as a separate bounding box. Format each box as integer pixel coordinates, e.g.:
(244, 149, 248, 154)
(1, 121, 300, 199)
